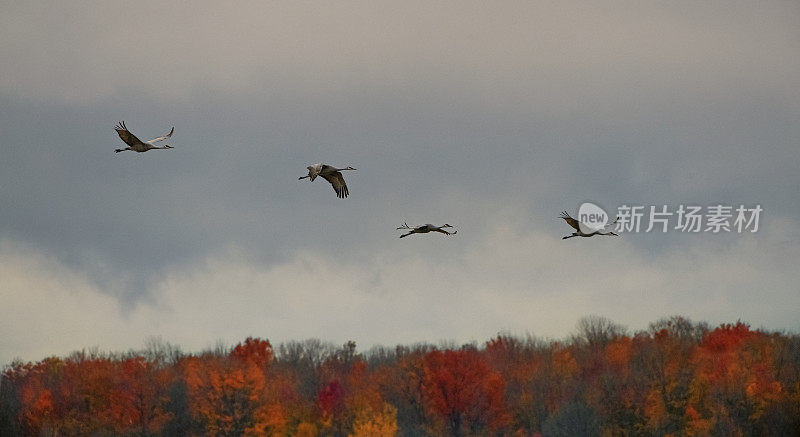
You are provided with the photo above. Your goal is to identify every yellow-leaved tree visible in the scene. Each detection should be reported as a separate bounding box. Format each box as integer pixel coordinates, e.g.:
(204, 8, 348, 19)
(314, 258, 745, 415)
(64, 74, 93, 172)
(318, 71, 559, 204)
(351, 403, 398, 437)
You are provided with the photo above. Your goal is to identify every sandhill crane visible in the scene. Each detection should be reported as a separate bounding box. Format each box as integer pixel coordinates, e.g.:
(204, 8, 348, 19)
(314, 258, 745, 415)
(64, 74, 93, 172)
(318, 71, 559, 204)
(114, 121, 174, 153)
(559, 211, 619, 239)
(397, 222, 457, 238)
(298, 163, 356, 198)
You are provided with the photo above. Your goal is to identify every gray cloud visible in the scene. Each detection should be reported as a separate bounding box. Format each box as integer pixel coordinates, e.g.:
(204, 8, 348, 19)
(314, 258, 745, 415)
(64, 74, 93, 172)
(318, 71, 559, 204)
(3, 211, 799, 365)
(1, 1, 798, 363)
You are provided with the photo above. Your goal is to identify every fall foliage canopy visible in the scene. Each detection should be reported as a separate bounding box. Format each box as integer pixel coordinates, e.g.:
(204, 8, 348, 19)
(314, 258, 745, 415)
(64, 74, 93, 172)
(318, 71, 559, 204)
(2, 317, 799, 436)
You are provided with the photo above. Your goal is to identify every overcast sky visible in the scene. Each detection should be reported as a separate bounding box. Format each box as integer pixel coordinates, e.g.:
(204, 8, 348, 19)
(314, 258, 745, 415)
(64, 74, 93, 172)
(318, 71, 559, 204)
(1, 1, 799, 365)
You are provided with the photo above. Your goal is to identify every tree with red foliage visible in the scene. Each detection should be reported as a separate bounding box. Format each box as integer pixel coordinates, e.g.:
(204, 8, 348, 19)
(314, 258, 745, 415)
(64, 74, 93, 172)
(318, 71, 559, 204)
(2, 322, 799, 435)
(230, 337, 273, 368)
(422, 349, 510, 436)
(110, 356, 174, 435)
(317, 380, 345, 420)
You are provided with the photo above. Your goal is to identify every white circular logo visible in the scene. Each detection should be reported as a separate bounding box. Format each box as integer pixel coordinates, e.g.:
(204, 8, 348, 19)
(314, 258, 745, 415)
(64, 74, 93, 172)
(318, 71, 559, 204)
(577, 202, 610, 233)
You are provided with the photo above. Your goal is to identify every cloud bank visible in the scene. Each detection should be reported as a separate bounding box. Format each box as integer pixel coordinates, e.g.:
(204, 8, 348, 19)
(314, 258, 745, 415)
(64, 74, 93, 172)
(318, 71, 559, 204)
(1, 1, 798, 364)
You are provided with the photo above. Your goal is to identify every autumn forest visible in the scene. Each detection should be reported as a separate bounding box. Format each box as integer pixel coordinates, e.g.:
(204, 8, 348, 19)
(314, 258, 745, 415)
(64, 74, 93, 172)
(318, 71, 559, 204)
(1, 316, 799, 436)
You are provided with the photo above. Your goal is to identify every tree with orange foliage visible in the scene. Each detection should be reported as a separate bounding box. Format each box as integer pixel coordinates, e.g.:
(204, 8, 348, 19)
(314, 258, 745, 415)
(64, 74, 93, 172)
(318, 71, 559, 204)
(484, 335, 547, 434)
(422, 349, 510, 436)
(109, 356, 174, 435)
(53, 355, 117, 434)
(635, 319, 704, 434)
(687, 322, 781, 434)
(296, 421, 318, 436)
(2, 321, 799, 435)
(183, 337, 273, 435)
(543, 345, 580, 413)
(231, 337, 273, 368)
(372, 346, 431, 435)
(5, 359, 66, 435)
(21, 384, 55, 434)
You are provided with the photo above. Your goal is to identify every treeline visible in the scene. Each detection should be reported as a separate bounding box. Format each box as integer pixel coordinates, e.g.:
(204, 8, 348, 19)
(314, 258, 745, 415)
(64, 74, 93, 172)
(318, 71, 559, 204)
(1, 316, 799, 436)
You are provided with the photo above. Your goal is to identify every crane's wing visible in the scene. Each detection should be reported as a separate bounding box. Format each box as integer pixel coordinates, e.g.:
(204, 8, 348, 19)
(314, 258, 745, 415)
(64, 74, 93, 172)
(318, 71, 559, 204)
(320, 171, 349, 198)
(559, 211, 581, 231)
(114, 121, 144, 147)
(306, 163, 323, 181)
(146, 127, 174, 144)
